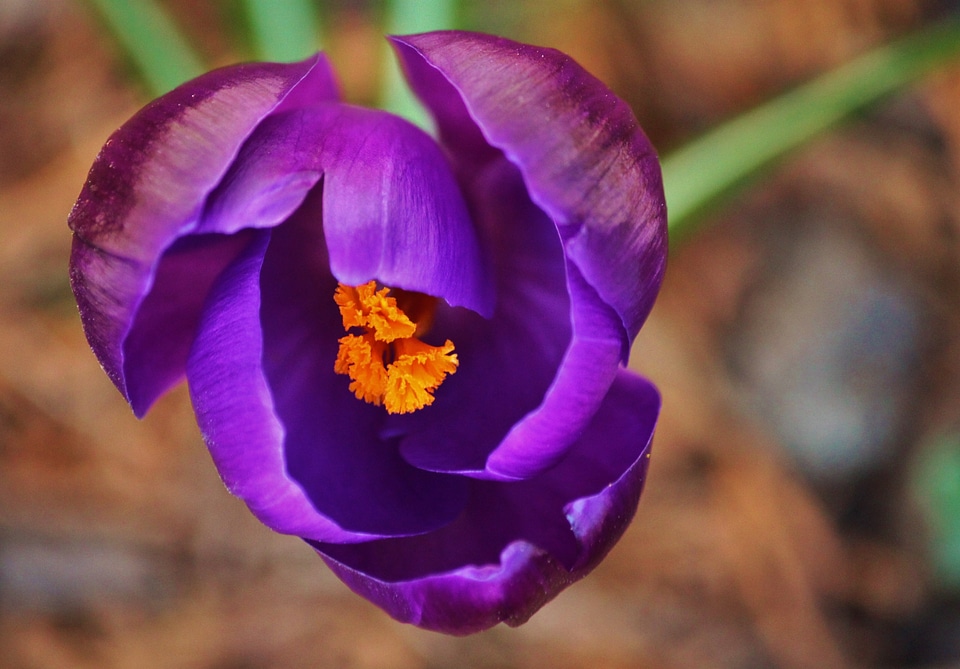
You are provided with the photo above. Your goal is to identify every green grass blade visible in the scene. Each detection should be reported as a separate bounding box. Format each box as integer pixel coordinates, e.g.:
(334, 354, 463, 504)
(85, 0, 206, 96)
(382, 0, 458, 129)
(663, 14, 960, 241)
(242, 0, 321, 62)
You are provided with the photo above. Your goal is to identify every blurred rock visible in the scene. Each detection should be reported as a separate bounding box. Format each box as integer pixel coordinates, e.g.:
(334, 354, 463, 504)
(727, 218, 926, 481)
(0, 535, 178, 615)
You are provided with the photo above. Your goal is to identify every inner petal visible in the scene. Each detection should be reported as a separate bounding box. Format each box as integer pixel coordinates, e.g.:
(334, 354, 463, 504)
(211, 104, 494, 317)
(388, 157, 572, 473)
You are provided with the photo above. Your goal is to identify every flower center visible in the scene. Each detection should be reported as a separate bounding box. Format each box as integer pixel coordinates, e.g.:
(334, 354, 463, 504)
(333, 281, 458, 414)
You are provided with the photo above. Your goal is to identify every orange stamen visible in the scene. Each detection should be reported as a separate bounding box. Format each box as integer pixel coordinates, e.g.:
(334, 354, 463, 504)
(333, 333, 388, 405)
(333, 282, 416, 342)
(333, 281, 458, 413)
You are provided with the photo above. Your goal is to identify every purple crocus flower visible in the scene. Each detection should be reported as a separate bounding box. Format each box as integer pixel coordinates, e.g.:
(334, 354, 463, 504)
(68, 31, 667, 634)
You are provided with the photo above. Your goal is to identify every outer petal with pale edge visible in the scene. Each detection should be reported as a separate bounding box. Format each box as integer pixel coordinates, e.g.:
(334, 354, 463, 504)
(390, 32, 667, 479)
(315, 371, 659, 635)
(68, 56, 339, 417)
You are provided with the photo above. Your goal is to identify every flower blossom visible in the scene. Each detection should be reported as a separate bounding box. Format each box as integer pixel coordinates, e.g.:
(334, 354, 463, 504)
(68, 31, 667, 634)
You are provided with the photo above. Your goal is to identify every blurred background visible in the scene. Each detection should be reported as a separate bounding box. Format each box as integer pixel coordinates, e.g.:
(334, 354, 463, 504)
(2, 0, 960, 667)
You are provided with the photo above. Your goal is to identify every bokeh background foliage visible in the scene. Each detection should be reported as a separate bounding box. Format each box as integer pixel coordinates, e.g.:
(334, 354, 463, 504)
(2, 0, 960, 667)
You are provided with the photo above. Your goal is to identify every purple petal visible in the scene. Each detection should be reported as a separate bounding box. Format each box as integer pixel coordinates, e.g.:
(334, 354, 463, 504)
(392, 31, 667, 350)
(385, 31, 667, 479)
(204, 104, 492, 315)
(389, 157, 623, 480)
(68, 55, 339, 416)
(187, 189, 469, 542)
(315, 370, 660, 634)
(484, 263, 623, 478)
(386, 158, 568, 473)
